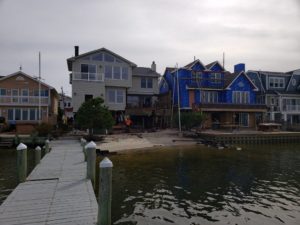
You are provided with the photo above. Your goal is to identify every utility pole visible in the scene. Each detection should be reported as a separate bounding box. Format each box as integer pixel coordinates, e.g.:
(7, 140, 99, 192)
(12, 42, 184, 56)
(38, 52, 41, 124)
(176, 63, 182, 133)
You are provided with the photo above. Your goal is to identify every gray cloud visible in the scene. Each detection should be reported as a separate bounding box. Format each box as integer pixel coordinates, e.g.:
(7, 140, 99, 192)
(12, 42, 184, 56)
(0, 0, 299, 95)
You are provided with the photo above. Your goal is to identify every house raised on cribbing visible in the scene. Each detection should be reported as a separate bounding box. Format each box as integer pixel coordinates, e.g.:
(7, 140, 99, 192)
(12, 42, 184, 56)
(0, 71, 58, 133)
(159, 60, 267, 129)
(247, 68, 300, 127)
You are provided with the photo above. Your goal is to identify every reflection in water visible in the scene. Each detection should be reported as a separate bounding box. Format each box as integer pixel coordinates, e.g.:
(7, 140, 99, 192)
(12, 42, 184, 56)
(109, 144, 300, 225)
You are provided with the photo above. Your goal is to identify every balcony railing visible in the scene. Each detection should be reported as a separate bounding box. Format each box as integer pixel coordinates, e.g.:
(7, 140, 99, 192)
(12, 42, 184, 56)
(283, 105, 300, 111)
(0, 96, 49, 105)
(72, 72, 104, 82)
(193, 102, 267, 110)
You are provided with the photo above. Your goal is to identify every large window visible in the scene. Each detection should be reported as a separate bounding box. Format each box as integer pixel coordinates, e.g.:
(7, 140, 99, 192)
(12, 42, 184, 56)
(21, 89, 29, 103)
(141, 78, 153, 88)
(8, 109, 14, 120)
(30, 109, 36, 120)
(232, 91, 250, 104)
(210, 73, 221, 83)
(81, 64, 96, 80)
(91, 53, 103, 61)
(34, 89, 49, 96)
(22, 109, 28, 120)
(106, 89, 125, 104)
(269, 77, 285, 88)
(0, 88, 7, 96)
(104, 53, 115, 62)
(122, 67, 128, 80)
(113, 66, 121, 79)
(105, 65, 113, 79)
(201, 91, 218, 103)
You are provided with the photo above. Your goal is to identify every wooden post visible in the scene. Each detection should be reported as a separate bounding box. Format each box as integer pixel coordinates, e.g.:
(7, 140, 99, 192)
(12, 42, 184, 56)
(86, 141, 96, 188)
(98, 157, 113, 225)
(35, 146, 41, 165)
(82, 139, 87, 161)
(17, 143, 27, 183)
(45, 139, 50, 154)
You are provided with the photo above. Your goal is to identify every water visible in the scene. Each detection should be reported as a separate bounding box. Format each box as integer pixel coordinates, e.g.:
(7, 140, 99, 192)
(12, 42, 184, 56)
(1, 145, 300, 224)
(108, 144, 300, 225)
(0, 148, 36, 204)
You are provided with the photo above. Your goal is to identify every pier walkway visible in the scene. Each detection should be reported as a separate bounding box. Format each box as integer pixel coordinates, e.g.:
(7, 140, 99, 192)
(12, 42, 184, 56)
(0, 139, 98, 225)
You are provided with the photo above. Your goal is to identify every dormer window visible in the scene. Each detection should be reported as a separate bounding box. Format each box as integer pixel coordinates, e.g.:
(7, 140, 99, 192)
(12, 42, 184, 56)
(210, 73, 221, 83)
(192, 71, 202, 80)
(269, 77, 284, 88)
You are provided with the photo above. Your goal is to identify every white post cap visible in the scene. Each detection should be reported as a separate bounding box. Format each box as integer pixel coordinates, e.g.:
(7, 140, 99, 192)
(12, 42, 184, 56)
(45, 139, 50, 144)
(17, 143, 27, 151)
(100, 157, 113, 168)
(83, 139, 87, 143)
(85, 141, 96, 149)
(35, 146, 41, 151)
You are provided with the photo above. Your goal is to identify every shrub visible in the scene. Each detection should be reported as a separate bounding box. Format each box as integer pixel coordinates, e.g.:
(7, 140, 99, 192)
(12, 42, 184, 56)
(35, 123, 53, 137)
(174, 111, 206, 130)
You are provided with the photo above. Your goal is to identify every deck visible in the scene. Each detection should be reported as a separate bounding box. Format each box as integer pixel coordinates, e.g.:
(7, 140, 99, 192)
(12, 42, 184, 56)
(0, 139, 98, 225)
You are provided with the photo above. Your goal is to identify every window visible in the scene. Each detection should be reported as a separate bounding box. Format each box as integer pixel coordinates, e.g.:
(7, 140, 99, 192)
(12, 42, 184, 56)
(0, 89, 6, 96)
(30, 109, 36, 120)
(210, 73, 221, 83)
(141, 78, 153, 88)
(67, 102, 71, 107)
(116, 90, 123, 103)
(232, 91, 250, 104)
(122, 67, 128, 80)
(15, 109, 21, 120)
(81, 64, 96, 80)
(192, 71, 202, 80)
(22, 109, 28, 120)
(113, 66, 121, 79)
(104, 53, 115, 62)
(91, 53, 103, 61)
(269, 77, 285, 88)
(34, 89, 49, 97)
(106, 89, 124, 104)
(21, 89, 29, 103)
(105, 65, 113, 79)
(201, 91, 218, 103)
(85, 94, 93, 102)
(8, 109, 14, 120)
(12, 89, 19, 103)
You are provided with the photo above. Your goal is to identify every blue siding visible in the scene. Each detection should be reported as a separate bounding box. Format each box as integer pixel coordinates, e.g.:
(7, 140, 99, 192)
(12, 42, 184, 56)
(210, 63, 223, 72)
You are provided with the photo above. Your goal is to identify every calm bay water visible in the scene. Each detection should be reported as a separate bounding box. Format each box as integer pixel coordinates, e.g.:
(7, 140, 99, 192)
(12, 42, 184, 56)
(1, 144, 300, 224)
(108, 144, 300, 225)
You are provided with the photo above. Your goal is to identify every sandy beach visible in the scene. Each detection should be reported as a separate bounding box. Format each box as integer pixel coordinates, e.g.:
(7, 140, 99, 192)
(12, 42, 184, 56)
(96, 129, 198, 153)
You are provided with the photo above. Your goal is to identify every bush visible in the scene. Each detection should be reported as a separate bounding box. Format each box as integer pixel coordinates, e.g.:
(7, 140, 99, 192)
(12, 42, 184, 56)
(174, 112, 206, 130)
(34, 123, 53, 137)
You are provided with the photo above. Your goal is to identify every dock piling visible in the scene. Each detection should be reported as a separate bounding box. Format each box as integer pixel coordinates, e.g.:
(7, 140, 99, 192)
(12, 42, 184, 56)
(35, 146, 41, 165)
(45, 139, 50, 154)
(86, 141, 96, 188)
(98, 157, 113, 225)
(17, 143, 27, 183)
(82, 138, 87, 161)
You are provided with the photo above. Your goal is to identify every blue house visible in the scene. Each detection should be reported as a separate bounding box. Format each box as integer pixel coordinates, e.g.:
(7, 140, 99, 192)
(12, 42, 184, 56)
(159, 60, 267, 128)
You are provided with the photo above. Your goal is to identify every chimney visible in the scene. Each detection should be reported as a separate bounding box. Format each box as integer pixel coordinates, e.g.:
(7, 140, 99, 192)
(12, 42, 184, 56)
(74, 46, 79, 57)
(234, 63, 245, 73)
(151, 61, 156, 72)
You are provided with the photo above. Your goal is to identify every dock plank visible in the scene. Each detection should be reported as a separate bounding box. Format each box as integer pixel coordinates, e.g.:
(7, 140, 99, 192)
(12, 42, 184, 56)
(0, 139, 98, 225)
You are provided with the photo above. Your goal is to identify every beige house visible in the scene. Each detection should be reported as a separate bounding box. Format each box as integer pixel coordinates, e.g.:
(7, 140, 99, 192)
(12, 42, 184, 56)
(67, 46, 137, 116)
(0, 71, 58, 133)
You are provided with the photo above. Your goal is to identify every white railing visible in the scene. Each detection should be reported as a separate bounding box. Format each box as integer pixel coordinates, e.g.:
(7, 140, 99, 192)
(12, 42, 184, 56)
(284, 105, 300, 111)
(0, 96, 49, 105)
(72, 72, 104, 82)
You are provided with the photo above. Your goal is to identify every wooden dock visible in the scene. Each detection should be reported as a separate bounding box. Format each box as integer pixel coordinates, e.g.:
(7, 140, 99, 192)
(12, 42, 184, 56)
(0, 139, 98, 225)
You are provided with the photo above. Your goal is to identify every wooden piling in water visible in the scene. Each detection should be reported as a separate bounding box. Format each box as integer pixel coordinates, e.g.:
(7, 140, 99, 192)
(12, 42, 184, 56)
(98, 157, 113, 225)
(86, 141, 96, 188)
(45, 139, 50, 154)
(35, 146, 41, 165)
(17, 143, 27, 183)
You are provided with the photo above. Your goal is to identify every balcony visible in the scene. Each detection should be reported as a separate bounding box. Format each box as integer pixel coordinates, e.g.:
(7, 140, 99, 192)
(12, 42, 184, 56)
(0, 96, 49, 106)
(72, 72, 104, 82)
(283, 105, 300, 112)
(193, 103, 267, 112)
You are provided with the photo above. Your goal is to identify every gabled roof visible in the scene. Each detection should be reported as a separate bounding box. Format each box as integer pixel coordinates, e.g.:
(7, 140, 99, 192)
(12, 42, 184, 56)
(132, 67, 160, 77)
(206, 61, 224, 71)
(0, 71, 56, 91)
(225, 71, 259, 91)
(67, 47, 137, 71)
(247, 70, 266, 92)
(183, 59, 207, 70)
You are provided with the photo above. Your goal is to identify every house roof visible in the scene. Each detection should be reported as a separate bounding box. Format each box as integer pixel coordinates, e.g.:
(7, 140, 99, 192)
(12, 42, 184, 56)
(132, 67, 160, 77)
(225, 71, 259, 91)
(67, 47, 137, 71)
(183, 59, 207, 70)
(0, 71, 57, 92)
(205, 61, 224, 71)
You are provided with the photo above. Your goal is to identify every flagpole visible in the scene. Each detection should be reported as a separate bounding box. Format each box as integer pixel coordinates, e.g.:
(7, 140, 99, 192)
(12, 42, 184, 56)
(176, 63, 182, 133)
(38, 52, 41, 124)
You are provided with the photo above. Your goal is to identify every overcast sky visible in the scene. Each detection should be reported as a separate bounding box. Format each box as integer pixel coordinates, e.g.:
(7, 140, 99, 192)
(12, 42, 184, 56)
(0, 0, 300, 95)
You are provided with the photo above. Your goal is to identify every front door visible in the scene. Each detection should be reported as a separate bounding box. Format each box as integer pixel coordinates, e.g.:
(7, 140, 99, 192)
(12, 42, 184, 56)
(234, 112, 249, 127)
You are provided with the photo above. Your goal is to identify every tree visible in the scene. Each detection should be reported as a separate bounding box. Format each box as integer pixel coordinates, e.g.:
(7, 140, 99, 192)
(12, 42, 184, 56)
(174, 111, 206, 130)
(75, 97, 114, 135)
